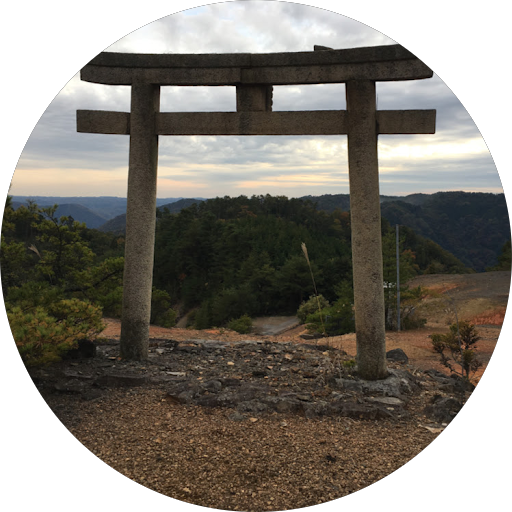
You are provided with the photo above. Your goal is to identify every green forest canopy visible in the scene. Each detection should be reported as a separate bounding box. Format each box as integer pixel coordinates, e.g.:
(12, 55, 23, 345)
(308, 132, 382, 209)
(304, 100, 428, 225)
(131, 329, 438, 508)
(307, 191, 510, 272)
(152, 194, 471, 327)
(5, 193, 504, 348)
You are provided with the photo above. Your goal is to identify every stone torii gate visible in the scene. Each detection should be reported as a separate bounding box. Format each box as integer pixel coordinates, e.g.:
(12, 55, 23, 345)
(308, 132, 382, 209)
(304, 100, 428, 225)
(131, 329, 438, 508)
(77, 44, 435, 380)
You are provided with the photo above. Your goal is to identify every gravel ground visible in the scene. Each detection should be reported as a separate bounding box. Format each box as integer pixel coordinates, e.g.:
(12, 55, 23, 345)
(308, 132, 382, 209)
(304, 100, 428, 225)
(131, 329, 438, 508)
(37, 318, 453, 511)
(49, 386, 438, 511)
(28, 272, 507, 510)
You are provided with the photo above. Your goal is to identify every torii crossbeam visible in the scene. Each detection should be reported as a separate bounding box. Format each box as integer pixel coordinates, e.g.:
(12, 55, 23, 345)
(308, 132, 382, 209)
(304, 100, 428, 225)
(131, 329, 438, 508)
(78, 44, 436, 380)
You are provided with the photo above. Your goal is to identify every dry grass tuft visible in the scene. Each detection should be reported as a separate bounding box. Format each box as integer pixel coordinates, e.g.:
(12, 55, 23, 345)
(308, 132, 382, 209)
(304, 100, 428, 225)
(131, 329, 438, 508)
(301, 242, 326, 335)
(469, 307, 507, 326)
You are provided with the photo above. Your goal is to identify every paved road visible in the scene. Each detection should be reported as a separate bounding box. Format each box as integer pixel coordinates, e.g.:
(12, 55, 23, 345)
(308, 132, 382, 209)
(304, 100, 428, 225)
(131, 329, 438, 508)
(251, 316, 300, 336)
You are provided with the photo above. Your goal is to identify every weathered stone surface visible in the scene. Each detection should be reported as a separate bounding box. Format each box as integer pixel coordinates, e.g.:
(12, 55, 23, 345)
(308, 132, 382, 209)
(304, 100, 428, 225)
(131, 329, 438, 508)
(367, 396, 404, 406)
(157, 352, 420, 420)
(335, 378, 364, 393)
(95, 373, 149, 388)
(201, 380, 223, 393)
(119, 82, 160, 361)
(87, 44, 419, 69)
(346, 79, 387, 381)
(77, 110, 130, 134)
(378, 110, 436, 134)
(81, 44, 433, 86)
(32, 333, 471, 427)
(228, 411, 247, 422)
(386, 348, 409, 364)
(62, 339, 97, 360)
(80, 108, 435, 137)
(236, 400, 269, 414)
(424, 370, 475, 393)
(53, 379, 88, 394)
(424, 396, 462, 424)
(218, 377, 241, 388)
(236, 84, 273, 112)
(328, 401, 395, 420)
(335, 368, 418, 398)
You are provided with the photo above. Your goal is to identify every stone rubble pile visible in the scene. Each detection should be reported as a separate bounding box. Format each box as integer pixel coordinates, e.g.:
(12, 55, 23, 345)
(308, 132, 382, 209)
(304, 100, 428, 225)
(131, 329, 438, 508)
(30, 337, 469, 425)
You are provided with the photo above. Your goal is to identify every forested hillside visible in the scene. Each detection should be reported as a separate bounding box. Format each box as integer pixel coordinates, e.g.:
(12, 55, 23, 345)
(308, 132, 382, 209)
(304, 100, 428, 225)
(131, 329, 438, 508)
(380, 192, 509, 271)
(14, 192, 508, 272)
(2, 194, 473, 360)
(152, 195, 469, 328)
(10, 196, 192, 222)
(97, 198, 205, 235)
(303, 191, 510, 271)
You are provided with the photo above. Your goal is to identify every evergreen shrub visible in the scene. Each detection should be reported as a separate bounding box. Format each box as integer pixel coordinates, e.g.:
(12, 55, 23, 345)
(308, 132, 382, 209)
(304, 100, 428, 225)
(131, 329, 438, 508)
(228, 314, 253, 334)
(8, 299, 104, 366)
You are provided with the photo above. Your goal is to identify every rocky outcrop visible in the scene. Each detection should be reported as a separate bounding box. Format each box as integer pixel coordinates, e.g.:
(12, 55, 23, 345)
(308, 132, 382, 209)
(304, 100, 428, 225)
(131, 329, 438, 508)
(30, 337, 472, 426)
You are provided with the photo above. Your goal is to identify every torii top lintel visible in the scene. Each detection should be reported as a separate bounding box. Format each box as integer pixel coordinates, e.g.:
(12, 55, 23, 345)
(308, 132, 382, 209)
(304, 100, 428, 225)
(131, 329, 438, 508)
(78, 44, 436, 137)
(81, 44, 433, 86)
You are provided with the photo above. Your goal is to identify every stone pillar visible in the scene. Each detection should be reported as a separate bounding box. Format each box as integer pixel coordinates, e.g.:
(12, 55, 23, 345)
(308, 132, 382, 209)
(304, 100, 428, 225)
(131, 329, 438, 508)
(236, 85, 273, 135)
(346, 80, 387, 380)
(236, 85, 273, 112)
(120, 83, 160, 360)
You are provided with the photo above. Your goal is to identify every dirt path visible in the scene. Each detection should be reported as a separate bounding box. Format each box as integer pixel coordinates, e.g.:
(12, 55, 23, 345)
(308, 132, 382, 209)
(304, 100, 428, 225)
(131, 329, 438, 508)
(120, 270, 507, 382)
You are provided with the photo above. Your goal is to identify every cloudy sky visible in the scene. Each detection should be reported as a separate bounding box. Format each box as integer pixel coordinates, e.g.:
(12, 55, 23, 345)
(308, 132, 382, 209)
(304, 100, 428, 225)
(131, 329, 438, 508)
(9, 1, 501, 199)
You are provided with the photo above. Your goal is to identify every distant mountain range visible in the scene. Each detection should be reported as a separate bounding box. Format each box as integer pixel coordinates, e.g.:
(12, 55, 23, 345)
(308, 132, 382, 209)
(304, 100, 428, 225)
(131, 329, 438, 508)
(302, 191, 510, 271)
(97, 198, 205, 235)
(299, 192, 432, 211)
(10, 196, 195, 222)
(12, 196, 204, 231)
(10, 191, 510, 271)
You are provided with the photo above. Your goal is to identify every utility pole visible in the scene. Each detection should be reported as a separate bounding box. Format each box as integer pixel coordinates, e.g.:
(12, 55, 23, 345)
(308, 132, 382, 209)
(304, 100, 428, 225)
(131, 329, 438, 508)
(396, 224, 401, 332)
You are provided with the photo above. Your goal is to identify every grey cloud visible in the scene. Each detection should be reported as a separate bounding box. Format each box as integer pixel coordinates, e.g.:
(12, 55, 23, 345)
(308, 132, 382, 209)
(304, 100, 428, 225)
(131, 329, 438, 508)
(161, 87, 235, 112)
(12, 1, 499, 200)
(158, 135, 345, 169)
(379, 168, 503, 194)
(273, 84, 346, 111)
(109, 1, 394, 55)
